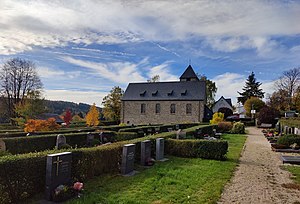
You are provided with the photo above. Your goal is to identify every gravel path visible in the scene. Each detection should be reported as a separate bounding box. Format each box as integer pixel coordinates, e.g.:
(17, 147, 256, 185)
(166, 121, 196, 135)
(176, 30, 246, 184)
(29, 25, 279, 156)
(219, 127, 300, 204)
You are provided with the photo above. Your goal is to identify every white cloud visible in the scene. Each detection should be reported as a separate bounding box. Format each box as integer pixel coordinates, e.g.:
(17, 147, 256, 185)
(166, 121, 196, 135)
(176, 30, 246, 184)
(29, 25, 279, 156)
(37, 66, 65, 78)
(148, 63, 178, 81)
(61, 56, 146, 84)
(44, 89, 107, 107)
(1, 0, 300, 54)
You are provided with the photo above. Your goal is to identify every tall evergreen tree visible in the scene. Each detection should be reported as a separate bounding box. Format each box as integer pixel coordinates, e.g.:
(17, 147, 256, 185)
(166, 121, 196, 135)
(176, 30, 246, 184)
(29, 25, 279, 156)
(237, 72, 264, 104)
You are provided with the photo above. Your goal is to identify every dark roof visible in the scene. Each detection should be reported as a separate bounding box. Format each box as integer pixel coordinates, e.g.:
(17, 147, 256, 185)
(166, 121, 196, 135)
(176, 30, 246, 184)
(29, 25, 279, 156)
(179, 65, 199, 81)
(214, 96, 233, 107)
(35, 113, 64, 123)
(122, 81, 206, 101)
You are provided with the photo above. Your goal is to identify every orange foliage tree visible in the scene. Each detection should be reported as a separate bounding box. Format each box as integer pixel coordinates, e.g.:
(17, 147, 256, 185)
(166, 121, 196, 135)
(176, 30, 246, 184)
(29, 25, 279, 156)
(24, 118, 60, 132)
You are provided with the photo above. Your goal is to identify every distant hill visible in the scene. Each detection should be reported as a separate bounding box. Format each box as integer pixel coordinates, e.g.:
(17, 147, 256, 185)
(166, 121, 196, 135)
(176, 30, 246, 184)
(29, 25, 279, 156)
(45, 100, 101, 116)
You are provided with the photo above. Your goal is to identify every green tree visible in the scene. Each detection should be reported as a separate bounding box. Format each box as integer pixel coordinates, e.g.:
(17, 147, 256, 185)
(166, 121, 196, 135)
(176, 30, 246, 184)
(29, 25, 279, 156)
(267, 89, 290, 111)
(244, 97, 265, 116)
(86, 103, 100, 126)
(147, 75, 160, 82)
(14, 90, 45, 121)
(102, 86, 124, 121)
(198, 75, 217, 108)
(238, 72, 264, 104)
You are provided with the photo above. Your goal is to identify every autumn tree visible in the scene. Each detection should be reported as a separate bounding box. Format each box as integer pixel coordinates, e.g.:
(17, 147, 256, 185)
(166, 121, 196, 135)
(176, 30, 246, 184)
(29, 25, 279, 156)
(275, 67, 300, 110)
(63, 109, 72, 127)
(102, 86, 124, 121)
(198, 75, 217, 108)
(238, 72, 264, 104)
(0, 58, 43, 121)
(244, 97, 265, 116)
(86, 103, 100, 126)
(267, 89, 290, 111)
(24, 118, 60, 132)
(72, 114, 84, 122)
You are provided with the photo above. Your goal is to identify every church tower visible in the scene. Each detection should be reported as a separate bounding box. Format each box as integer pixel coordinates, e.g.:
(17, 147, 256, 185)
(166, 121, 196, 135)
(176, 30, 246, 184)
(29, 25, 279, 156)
(179, 65, 199, 81)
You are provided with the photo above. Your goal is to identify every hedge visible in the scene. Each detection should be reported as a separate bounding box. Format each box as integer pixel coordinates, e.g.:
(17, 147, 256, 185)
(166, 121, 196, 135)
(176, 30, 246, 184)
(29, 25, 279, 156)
(280, 118, 300, 129)
(166, 139, 228, 160)
(0, 124, 221, 203)
(277, 134, 300, 147)
(3, 131, 139, 155)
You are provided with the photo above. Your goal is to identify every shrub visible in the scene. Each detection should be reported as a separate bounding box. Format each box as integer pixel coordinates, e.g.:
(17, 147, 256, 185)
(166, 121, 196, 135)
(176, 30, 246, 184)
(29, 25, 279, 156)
(24, 118, 60, 132)
(165, 139, 228, 160)
(59, 144, 72, 150)
(210, 112, 224, 125)
(277, 134, 300, 147)
(217, 122, 233, 133)
(244, 97, 265, 116)
(218, 107, 233, 119)
(230, 122, 245, 134)
(257, 106, 280, 125)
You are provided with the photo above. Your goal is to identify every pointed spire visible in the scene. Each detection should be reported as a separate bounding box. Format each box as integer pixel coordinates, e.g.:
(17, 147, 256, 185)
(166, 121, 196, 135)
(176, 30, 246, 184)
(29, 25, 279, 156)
(180, 65, 199, 81)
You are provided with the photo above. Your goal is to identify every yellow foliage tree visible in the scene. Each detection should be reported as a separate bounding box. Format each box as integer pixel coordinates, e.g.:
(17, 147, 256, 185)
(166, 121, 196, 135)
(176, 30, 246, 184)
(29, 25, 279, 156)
(244, 97, 265, 116)
(210, 112, 224, 124)
(86, 103, 100, 127)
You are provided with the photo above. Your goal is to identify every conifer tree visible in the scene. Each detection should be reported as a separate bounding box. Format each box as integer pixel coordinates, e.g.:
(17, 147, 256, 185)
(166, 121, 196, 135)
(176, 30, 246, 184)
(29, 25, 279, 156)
(86, 103, 100, 127)
(237, 72, 264, 104)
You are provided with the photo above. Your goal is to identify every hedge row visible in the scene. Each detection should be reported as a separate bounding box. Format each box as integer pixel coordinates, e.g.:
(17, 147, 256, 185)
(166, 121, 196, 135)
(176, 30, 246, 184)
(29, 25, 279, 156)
(166, 139, 228, 160)
(3, 131, 139, 154)
(280, 118, 300, 129)
(277, 134, 300, 147)
(0, 124, 222, 203)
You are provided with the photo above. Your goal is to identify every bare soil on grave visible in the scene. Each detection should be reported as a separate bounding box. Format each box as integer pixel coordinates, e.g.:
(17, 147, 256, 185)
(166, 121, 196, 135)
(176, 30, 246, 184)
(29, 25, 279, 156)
(218, 127, 300, 204)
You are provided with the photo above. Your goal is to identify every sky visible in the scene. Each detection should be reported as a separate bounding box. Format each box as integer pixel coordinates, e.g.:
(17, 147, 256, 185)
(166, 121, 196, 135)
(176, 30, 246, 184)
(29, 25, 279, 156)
(0, 0, 300, 107)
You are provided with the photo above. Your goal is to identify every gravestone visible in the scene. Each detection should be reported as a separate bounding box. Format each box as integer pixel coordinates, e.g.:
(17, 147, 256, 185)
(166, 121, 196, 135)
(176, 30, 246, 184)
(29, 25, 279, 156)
(121, 144, 136, 175)
(45, 152, 72, 201)
(141, 140, 151, 166)
(56, 134, 66, 149)
(86, 132, 94, 147)
(154, 127, 160, 133)
(0, 139, 6, 151)
(137, 129, 145, 136)
(100, 132, 114, 143)
(295, 128, 300, 135)
(156, 138, 167, 161)
(167, 128, 173, 132)
(284, 126, 289, 135)
(175, 124, 180, 130)
(147, 128, 153, 134)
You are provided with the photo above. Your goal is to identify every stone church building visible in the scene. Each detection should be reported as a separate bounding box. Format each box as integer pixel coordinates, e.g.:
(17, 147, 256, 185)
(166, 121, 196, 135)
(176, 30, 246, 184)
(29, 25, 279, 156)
(121, 65, 207, 125)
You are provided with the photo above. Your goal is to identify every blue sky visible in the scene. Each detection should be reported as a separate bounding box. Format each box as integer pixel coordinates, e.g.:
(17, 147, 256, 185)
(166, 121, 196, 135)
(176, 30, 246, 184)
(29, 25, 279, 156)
(1, 0, 300, 106)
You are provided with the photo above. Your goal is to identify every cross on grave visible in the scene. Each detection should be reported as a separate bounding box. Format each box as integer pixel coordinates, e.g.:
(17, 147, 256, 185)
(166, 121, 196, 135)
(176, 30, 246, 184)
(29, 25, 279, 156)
(53, 156, 63, 176)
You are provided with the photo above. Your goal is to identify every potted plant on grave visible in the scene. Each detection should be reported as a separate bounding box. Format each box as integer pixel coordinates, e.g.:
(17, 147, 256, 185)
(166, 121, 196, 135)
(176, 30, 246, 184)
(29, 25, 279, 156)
(52, 182, 84, 202)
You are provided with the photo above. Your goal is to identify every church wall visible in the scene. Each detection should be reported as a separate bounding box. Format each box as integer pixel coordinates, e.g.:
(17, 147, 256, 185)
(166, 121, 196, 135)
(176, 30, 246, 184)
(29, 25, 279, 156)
(121, 100, 204, 125)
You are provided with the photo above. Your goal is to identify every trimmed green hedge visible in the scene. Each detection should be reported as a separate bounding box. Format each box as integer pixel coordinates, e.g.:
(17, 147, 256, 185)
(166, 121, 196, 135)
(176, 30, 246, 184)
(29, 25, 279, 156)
(277, 134, 300, 147)
(0, 124, 221, 203)
(166, 139, 228, 160)
(3, 131, 139, 154)
(280, 118, 300, 129)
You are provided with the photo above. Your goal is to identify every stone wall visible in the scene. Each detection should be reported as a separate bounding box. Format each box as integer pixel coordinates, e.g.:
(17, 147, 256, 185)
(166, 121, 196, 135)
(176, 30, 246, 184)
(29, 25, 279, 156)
(121, 100, 204, 125)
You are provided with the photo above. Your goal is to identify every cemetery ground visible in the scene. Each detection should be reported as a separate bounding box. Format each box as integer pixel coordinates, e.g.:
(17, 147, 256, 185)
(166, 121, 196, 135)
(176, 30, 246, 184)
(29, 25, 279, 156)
(64, 134, 246, 204)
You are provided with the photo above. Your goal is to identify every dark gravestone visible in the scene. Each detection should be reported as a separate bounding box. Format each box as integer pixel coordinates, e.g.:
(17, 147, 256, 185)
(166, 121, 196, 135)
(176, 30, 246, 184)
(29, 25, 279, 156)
(86, 132, 94, 147)
(154, 127, 160, 133)
(121, 144, 136, 175)
(284, 126, 289, 135)
(156, 138, 167, 161)
(137, 129, 145, 136)
(0, 139, 6, 151)
(141, 140, 151, 166)
(100, 132, 114, 143)
(175, 124, 180, 130)
(147, 128, 153, 134)
(167, 128, 173, 132)
(56, 134, 66, 149)
(45, 152, 72, 201)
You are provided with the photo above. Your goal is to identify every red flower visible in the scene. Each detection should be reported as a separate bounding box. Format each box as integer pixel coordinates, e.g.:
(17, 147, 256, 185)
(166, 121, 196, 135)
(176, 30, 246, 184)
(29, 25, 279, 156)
(73, 182, 83, 191)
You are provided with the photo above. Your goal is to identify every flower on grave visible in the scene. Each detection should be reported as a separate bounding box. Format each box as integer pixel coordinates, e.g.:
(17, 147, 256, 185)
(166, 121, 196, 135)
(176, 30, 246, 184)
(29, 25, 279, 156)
(54, 184, 69, 195)
(73, 182, 84, 191)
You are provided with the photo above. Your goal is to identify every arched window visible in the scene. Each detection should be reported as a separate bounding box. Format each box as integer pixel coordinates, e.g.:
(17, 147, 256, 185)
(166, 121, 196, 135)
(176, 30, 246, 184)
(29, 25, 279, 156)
(186, 104, 192, 114)
(155, 103, 160, 114)
(141, 103, 146, 114)
(170, 104, 176, 114)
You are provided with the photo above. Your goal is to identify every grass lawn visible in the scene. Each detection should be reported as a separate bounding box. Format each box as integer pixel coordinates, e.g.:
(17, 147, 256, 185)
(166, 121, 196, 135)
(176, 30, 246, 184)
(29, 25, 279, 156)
(68, 134, 246, 204)
(285, 166, 300, 184)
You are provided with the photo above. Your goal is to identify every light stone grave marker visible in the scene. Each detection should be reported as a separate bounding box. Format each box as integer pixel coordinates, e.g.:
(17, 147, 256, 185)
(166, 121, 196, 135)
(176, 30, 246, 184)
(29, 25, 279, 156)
(141, 140, 151, 166)
(0, 139, 6, 151)
(56, 134, 66, 149)
(156, 138, 168, 161)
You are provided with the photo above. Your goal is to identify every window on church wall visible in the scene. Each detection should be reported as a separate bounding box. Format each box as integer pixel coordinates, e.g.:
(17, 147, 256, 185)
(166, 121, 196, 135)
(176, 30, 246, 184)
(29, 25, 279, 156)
(155, 103, 160, 114)
(186, 104, 192, 114)
(170, 104, 176, 114)
(141, 103, 146, 114)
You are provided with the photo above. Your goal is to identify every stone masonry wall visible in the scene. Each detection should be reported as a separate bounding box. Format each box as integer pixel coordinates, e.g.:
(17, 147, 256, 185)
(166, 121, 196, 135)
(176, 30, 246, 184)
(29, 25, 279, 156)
(121, 100, 204, 125)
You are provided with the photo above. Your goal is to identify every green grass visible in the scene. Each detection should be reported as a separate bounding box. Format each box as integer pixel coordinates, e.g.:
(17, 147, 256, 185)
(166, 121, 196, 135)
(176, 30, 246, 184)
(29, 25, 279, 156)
(285, 166, 300, 184)
(68, 134, 246, 204)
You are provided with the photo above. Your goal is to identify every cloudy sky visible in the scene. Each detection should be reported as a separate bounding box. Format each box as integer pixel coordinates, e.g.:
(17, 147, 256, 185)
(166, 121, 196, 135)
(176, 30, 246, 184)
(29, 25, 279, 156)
(1, 0, 300, 106)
